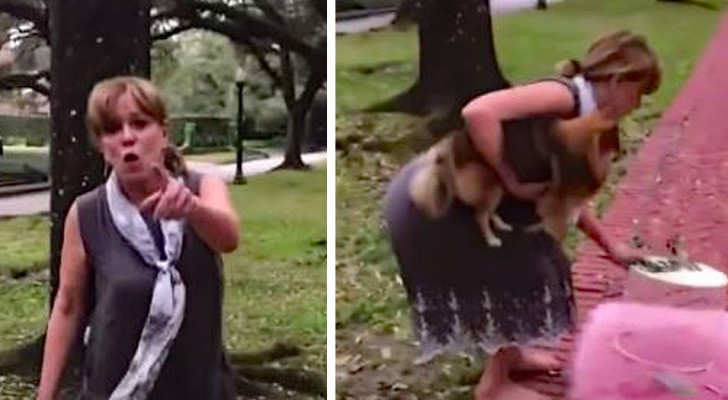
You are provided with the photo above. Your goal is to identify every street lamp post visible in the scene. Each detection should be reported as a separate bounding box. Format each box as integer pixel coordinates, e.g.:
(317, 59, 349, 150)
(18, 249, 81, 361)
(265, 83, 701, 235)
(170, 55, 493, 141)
(234, 67, 247, 185)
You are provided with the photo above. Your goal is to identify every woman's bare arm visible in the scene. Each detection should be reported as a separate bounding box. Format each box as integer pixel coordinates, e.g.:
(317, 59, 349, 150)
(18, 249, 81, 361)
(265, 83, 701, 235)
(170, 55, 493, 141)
(577, 206, 645, 266)
(186, 174, 240, 253)
(37, 202, 89, 400)
(461, 81, 576, 198)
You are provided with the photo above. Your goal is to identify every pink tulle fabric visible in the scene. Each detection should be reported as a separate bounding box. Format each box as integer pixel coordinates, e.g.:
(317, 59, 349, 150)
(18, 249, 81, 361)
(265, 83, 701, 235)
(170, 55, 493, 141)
(567, 302, 728, 399)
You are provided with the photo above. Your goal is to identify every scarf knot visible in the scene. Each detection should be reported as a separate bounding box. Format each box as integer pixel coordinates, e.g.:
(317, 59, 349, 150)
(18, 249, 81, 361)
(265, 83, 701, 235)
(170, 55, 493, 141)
(104, 172, 187, 400)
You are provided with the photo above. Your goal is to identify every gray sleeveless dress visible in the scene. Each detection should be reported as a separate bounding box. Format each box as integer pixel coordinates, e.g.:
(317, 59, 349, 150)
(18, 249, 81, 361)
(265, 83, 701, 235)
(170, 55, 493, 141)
(383, 77, 595, 362)
(76, 171, 236, 399)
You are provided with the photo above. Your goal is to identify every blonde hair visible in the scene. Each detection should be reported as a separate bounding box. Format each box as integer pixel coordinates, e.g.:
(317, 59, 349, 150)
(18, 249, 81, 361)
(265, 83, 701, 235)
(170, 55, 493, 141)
(556, 30, 661, 95)
(86, 76, 186, 176)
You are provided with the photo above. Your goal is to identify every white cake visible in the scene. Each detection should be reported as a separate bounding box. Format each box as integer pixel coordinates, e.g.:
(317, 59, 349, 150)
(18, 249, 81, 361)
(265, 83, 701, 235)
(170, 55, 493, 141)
(624, 256, 728, 310)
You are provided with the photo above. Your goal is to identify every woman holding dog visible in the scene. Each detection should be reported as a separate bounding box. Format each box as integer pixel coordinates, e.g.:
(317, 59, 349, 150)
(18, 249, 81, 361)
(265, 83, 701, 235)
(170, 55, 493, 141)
(36, 77, 239, 399)
(383, 30, 661, 400)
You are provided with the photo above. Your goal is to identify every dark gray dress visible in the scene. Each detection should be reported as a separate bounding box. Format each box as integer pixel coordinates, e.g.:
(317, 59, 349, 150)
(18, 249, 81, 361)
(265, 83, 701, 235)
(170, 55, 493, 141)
(383, 77, 586, 362)
(76, 171, 236, 400)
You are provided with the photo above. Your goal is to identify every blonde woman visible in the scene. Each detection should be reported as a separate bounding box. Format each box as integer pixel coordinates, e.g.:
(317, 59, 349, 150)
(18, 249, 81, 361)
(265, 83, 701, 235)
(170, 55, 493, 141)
(383, 30, 661, 400)
(37, 77, 239, 400)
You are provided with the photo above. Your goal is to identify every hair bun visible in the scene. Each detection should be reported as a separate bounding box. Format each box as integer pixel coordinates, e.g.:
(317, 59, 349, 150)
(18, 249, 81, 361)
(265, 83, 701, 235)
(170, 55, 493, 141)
(555, 59, 582, 77)
(163, 145, 187, 177)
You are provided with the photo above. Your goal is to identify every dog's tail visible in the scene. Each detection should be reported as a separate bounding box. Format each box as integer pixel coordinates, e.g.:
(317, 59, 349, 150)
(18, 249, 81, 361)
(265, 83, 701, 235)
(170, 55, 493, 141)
(409, 141, 456, 218)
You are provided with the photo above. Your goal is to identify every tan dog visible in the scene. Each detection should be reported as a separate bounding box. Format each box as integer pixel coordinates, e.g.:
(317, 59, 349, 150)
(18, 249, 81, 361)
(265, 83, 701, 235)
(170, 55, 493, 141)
(409, 111, 617, 246)
(531, 111, 618, 241)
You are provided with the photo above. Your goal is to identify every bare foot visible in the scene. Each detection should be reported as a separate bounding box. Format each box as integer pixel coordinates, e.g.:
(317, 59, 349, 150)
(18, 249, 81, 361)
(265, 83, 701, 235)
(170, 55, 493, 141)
(475, 378, 549, 400)
(513, 349, 561, 372)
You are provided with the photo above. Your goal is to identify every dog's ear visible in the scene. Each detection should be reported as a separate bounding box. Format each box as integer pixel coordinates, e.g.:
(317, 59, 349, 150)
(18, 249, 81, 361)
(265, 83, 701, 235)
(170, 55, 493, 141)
(600, 126, 621, 153)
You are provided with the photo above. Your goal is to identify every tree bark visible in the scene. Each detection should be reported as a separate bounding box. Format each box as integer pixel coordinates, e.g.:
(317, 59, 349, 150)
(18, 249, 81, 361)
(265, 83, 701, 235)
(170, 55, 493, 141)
(387, 0, 509, 132)
(48, 0, 151, 306)
(279, 104, 308, 170)
(276, 50, 324, 170)
(0, 70, 50, 95)
(392, 0, 417, 27)
(0, 0, 48, 39)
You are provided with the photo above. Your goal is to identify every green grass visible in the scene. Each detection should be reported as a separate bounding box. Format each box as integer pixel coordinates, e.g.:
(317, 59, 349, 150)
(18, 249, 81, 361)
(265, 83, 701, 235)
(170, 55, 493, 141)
(0, 146, 49, 177)
(0, 166, 327, 375)
(0, 281, 48, 351)
(184, 148, 273, 165)
(337, 0, 728, 113)
(336, 0, 728, 396)
(0, 216, 49, 277)
(222, 166, 327, 370)
(184, 138, 284, 165)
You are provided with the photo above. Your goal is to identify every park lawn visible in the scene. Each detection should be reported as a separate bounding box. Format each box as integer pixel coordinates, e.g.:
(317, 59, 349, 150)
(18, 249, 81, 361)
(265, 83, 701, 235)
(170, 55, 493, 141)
(184, 148, 273, 165)
(0, 146, 49, 177)
(337, 0, 728, 114)
(0, 165, 327, 394)
(183, 138, 285, 165)
(336, 0, 728, 397)
(222, 166, 327, 372)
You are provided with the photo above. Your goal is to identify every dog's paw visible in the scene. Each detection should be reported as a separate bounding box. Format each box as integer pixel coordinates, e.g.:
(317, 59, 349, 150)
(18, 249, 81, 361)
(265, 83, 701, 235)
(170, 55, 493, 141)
(491, 214, 513, 232)
(524, 223, 543, 233)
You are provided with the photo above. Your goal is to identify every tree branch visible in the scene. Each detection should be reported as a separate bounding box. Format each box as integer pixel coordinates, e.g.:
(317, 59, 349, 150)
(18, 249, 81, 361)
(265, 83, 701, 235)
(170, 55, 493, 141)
(295, 62, 323, 110)
(0, 0, 48, 39)
(280, 49, 295, 108)
(0, 70, 50, 96)
(151, 1, 325, 75)
(244, 38, 282, 88)
(151, 0, 195, 22)
(251, 0, 286, 25)
(152, 21, 193, 41)
(307, 0, 325, 18)
(192, 1, 323, 65)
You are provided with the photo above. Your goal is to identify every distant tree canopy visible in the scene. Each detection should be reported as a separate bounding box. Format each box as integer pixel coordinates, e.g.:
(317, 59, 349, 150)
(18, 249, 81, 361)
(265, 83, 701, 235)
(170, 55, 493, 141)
(0, 0, 326, 168)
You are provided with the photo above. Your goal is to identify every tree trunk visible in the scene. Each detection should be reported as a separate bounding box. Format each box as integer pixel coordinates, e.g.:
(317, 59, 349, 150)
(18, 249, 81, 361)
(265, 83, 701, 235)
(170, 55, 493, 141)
(303, 94, 326, 152)
(387, 0, 509, 132)
(276, 50, 324, 170)
(276, 49, 305, 169)
(278, 104, 308, 170)
(48, 0, 151, 306)
(537, 0, 548, 9)
(392, 0, 417, 27)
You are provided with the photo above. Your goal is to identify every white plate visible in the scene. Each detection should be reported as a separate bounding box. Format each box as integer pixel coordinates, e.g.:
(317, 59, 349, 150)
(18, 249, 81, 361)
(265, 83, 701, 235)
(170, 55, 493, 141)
(629, 256, 728, 288)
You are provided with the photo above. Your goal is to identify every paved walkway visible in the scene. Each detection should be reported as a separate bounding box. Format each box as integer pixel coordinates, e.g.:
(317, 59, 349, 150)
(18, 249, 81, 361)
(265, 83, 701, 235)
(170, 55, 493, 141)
(0, 151, 327, 217)
(335, 0, 561, 34)
(516, 11, 728, 398)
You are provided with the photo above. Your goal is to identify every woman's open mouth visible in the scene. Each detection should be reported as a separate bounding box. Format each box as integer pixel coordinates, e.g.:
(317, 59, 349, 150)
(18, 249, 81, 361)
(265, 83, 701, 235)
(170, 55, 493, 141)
(123, 153, 140, 163)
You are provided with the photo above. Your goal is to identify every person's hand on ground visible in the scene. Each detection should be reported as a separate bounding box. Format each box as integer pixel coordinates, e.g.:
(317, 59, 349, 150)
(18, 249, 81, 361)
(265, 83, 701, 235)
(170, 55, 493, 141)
(607, 242, 649, 267)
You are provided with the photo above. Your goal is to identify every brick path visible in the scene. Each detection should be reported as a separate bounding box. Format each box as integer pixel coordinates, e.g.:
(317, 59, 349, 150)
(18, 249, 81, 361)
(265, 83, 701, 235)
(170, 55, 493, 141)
(516, 11, 728, 398)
